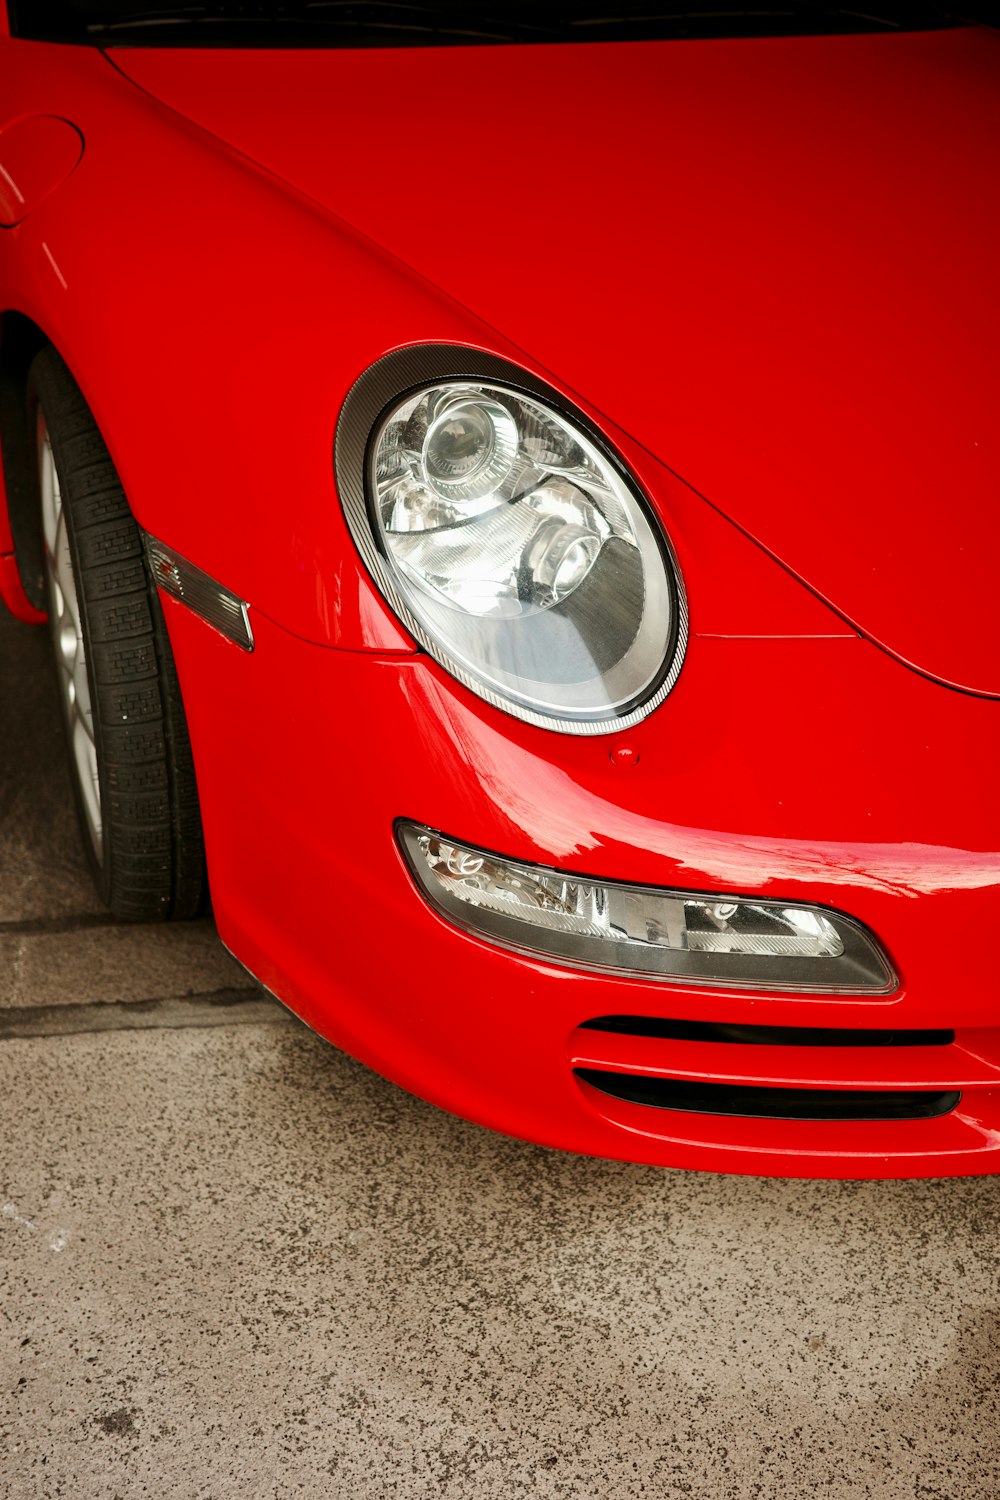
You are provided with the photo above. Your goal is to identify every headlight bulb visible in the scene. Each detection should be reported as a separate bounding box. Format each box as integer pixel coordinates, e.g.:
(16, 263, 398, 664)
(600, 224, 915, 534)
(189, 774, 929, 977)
(421, 396, 519, 503)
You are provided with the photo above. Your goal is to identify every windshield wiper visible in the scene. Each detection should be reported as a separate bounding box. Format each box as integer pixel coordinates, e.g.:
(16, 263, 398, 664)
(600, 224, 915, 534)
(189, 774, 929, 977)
(561, 3, 954, 31)
(84, 1, 551, 42)
(12, 0, 969, 45)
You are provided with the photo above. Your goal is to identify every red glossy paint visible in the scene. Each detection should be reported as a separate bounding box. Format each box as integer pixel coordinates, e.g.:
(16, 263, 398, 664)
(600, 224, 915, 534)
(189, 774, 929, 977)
(0, 115, 84, 227)
(0, 457, 44, 622)
(0, 553, 44, 621)
(162, 600, 1000, 1178)
(1, 18, 998, 1176)
(113, 31, 1000, 696)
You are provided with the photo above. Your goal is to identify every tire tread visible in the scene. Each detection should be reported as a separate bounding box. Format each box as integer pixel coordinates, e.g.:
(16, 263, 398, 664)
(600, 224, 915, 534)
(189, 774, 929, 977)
(28, 347, 206, 921)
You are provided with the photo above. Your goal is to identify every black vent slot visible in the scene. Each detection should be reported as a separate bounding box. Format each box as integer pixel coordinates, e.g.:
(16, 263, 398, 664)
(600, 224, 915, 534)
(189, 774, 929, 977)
(575, 1070, 961, 1122)
(580, 1016, 954, 1048)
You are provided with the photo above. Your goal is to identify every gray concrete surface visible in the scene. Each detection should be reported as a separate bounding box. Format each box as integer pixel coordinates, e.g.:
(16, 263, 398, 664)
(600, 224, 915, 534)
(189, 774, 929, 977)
(1, 603, 998, 1499)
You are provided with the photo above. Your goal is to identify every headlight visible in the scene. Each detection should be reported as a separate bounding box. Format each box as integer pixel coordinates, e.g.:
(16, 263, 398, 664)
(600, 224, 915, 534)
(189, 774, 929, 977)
(335, 347, 687, 734)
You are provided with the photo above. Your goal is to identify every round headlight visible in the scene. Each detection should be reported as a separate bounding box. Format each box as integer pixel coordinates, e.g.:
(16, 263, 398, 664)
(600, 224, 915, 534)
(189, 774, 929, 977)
(335, 347, 687, 734)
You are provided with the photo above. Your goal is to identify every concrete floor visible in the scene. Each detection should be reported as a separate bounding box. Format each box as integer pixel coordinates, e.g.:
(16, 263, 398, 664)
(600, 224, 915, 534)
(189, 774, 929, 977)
(1, 604, 998, 1500)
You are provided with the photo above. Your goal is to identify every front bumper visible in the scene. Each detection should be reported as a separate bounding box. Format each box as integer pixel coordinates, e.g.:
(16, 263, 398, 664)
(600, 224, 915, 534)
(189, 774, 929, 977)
(164, 597, 1000, 1178)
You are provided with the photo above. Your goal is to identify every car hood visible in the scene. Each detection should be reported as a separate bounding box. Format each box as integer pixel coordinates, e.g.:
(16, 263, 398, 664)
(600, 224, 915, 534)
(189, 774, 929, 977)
(112, 29, 1000, 695)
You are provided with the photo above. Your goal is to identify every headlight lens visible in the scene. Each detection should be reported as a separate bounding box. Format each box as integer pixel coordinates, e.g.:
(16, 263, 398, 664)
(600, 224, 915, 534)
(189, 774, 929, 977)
(336, 349, 687, 734)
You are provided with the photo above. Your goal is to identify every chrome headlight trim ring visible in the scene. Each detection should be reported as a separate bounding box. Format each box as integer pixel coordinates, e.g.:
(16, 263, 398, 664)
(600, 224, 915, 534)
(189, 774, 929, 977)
(335, 344, 688, 736)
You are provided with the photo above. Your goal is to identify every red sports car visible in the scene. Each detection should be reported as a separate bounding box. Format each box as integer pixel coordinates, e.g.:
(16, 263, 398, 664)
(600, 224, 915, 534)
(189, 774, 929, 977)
(1, 1, 997, 1178)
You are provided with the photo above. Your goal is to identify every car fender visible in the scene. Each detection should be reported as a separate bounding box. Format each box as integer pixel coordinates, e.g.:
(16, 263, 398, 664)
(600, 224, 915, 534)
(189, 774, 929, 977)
(0, 37, 851, 653)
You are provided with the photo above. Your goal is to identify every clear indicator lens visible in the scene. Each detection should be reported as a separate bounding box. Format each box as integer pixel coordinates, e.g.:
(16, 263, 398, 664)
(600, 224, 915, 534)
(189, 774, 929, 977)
(369, 381, 678, 726)
(400, 824, 896, 994)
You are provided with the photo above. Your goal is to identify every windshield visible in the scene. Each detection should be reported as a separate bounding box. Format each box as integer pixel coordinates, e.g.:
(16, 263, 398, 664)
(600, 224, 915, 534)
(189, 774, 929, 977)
(8, 1, 976, 48)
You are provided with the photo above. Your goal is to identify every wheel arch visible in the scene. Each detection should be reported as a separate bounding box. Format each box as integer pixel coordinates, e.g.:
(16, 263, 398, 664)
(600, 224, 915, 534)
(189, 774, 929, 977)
(0, 309, 50, 613)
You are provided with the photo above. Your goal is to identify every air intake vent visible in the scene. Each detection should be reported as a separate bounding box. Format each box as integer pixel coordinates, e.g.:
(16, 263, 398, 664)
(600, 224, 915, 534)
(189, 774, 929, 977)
(575, 1070, 961, 1122)
(580, 1016, 954, 1048)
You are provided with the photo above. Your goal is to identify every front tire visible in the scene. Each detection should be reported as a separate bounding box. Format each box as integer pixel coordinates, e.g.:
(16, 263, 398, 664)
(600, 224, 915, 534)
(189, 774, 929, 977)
(28, 347, 206, 921)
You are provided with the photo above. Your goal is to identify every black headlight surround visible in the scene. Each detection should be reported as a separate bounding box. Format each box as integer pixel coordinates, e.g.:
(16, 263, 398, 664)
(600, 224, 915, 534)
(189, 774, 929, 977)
(335, 344, 688, 734)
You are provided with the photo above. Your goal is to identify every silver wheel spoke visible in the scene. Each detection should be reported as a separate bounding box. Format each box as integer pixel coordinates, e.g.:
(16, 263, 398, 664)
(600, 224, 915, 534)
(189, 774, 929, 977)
(53, 511, 80, 631)
(39, 414, 104, 863)
(72, 714, 102, 844)
(39, 428, 60, 554)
